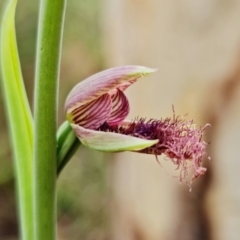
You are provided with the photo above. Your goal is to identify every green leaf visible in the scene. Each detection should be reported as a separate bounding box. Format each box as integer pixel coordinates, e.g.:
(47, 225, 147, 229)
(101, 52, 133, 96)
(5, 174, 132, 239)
(0, 0, 33, 239)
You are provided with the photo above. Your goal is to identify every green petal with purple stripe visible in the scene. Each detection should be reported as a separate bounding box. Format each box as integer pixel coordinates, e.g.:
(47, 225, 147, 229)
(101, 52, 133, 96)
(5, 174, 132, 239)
(71, 124, 159, 152)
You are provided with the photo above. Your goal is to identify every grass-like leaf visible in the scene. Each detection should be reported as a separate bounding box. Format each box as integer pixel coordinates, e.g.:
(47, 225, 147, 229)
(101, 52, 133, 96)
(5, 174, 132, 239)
(0, 0, 34, 239)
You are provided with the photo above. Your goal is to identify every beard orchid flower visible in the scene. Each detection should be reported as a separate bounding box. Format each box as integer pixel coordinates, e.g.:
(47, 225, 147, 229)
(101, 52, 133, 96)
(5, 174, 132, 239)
(65, 66, 209, 184)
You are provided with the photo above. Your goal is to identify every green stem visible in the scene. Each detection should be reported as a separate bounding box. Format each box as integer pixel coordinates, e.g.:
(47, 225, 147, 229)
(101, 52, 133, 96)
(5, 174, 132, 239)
(57, 121, 81, 176)
(0, 0, 34, 239)
(33, 0, 66, 239)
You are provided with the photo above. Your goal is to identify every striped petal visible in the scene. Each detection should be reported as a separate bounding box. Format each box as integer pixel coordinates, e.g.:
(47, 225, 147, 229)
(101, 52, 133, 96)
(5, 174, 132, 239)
(107, 89, 129, 126)
(68, 93, 112, 129)
(65, 66, 157, 115)
(71, 124, 159, 152)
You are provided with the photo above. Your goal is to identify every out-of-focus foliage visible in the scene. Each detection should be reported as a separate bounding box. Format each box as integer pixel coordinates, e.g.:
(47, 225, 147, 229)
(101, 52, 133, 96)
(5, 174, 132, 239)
(0, 0, 107, 239)
(57, 149, 110, 240)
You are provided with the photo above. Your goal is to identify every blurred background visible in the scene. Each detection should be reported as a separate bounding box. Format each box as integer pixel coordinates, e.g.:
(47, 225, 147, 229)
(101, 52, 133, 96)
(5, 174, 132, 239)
(1, 0, 240, 239)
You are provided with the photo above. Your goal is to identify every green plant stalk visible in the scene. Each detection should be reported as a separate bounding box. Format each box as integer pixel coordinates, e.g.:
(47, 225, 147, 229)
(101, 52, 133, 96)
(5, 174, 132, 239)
(34, 0, 66, 239)
(0, 0, 34, 239)
(57, 121, 81, 175)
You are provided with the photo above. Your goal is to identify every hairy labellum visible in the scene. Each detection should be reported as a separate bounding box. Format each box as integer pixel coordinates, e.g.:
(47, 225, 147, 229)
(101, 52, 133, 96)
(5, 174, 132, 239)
(99, 117, 210, 183)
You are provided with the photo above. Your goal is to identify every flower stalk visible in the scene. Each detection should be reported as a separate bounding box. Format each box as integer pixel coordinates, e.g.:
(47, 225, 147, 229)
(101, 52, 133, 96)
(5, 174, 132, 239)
(33, 0, 66, 239)
(57, 121, 80, 175)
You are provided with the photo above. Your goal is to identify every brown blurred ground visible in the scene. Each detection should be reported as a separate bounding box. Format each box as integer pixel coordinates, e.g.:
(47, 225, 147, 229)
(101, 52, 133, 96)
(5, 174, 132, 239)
(1, 0, 240, 240)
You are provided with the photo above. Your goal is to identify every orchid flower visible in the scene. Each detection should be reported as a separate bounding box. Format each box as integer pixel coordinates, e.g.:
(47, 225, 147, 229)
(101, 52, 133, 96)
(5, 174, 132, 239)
(65, 66, 209, 183)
